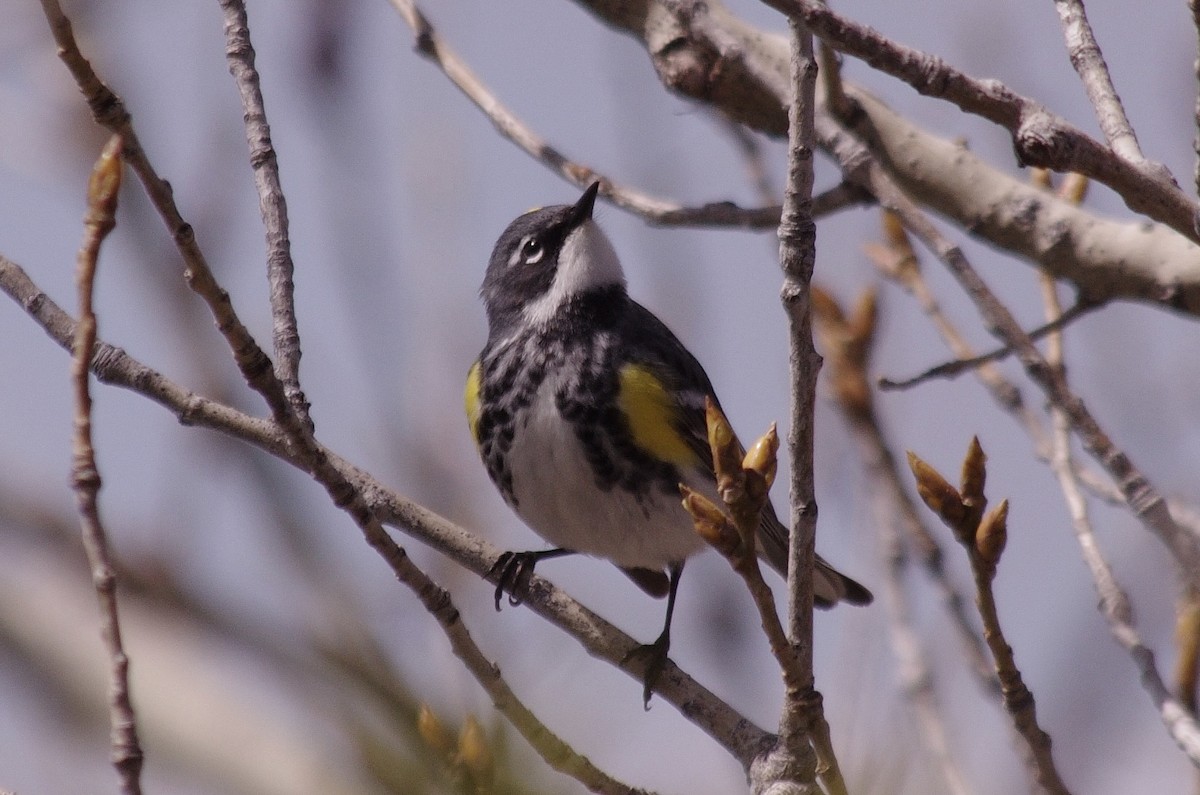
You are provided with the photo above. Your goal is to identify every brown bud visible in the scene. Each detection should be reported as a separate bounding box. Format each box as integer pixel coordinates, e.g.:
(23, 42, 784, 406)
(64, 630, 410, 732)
(417, 703, 455, 757)
(1058, 173, 1089, 205)
(1029, 167, 1052, 190)
(847, 288, 878, 364)
(87, 135, 124, 215)
(960, 436, 988, 528)
(881, 210, 919, 278)
(975, 499, 1009, 576)
(706, 397, 744, 506)
(456, 715, 494, 788)
(743, 424, 779, 492)
(908, 451, 968, 535)
(681, 485, 740, 558)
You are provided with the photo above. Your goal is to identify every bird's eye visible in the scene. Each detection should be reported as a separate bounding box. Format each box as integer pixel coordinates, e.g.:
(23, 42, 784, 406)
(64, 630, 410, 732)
(521, 236, 544, 263)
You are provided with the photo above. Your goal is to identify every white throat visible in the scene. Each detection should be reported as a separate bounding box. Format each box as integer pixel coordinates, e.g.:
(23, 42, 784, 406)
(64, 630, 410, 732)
(522, 220, 625, 326)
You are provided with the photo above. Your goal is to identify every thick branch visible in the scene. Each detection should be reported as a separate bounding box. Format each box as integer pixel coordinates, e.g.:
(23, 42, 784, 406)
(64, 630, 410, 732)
(571, 0, 1200, 315)
(0, 252, 776, 771)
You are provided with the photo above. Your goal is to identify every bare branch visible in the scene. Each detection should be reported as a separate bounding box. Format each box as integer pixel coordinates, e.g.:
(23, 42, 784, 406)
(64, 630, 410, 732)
(757, 0, 1192, 239)
(370, 533, 655, 795)
(812, 287, 971, 795)
(71, 135, 144, 795)
(38, 0, 295, 428)
(757, 17, 837, 795)
(879, 298, 1101, 392)
(0, 251, 777, 771)
(1051, 0, 1144, 162)
(386, 0, 812, 229)
(1044, 352, 1200, 766)
(820, 104, 1200, 592)
(909, 447, 1072, 795)
(865, 211, 1046, 447)
(218, 0, 310, 424)
(779, 14, 819, 685)
(571, 0, 1200, 315)
(1192, 0, 1200, 199)
(904, 222, 1200, 591)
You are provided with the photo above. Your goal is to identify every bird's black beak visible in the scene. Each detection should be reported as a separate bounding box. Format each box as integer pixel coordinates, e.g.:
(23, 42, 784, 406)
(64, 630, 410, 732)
(568, 181, 600, 227)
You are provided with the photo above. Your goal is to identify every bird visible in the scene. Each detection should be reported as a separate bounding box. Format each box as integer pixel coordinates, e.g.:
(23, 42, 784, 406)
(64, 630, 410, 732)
(465, 181, 871, 703)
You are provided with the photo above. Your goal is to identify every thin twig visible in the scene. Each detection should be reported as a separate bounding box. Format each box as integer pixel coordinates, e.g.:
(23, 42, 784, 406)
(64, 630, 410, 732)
(969, 539, 1072, 795)
(879, 298, 1100, 391)
(1051, 0, 1143, 162)
(858, 225, 1041, 694)
(38, 0, 293, 427)
(779, 18, 819, 682)
(1040, 273, 1200, 767)
(878, 528, 971, 795)
(774, 16, 844, 795)
(817, 101, 1200, 593)
(866, 189, 1160, 539)
(372, 536, 655, 795)
(218, 0, 310, 425)
(909, 445, 1072, 794)
(906, 220, 1200, 593)
(1192, 0, 1200, 201)
(684, 410, 829, 793)
(1049, 404, 1200, 765)
(885, 174, 1200, 763)
(385, 0, 866, 229)
(811, 288, 970, 795)
(756, 0, 1194, 241)
(71, 135, 144, 795)
(0, 251, 777, 770)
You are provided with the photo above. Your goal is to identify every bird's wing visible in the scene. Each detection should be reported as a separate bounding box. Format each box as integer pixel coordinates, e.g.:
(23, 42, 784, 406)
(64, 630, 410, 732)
(618, 301, 718, 477)
(620, 301, 873, 608)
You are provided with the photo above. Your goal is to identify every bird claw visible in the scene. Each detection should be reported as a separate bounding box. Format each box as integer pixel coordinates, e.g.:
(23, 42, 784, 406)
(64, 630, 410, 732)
(489, 551, 532, 610)
(622, 633, 671, 710)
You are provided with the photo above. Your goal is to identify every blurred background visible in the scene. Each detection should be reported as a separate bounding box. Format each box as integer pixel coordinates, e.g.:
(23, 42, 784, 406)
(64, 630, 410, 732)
(1, 0, 1198, 792)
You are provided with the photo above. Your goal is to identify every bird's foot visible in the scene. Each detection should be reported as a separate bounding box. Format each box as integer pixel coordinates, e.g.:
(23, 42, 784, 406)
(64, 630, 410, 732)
(488, 548, 573, 610)
(489, 551, 538, 610)
(622, 631, 671, 710)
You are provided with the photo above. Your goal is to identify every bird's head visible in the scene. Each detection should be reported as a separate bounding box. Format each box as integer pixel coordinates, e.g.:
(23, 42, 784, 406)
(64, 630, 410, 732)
(480, 181, 625, 334)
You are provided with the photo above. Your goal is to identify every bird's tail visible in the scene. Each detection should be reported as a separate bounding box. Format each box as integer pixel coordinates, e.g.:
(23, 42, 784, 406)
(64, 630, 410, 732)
(757, 506, 872, 608)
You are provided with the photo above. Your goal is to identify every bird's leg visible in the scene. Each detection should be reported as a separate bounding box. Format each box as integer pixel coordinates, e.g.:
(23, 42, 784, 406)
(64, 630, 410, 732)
(622, 562, 684, 709)
(489, 548, 575, 610)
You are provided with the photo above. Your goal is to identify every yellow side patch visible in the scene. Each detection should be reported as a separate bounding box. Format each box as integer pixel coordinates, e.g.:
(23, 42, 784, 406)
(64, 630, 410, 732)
(618, 364, 694, 467)
(464, 361, 483, 445)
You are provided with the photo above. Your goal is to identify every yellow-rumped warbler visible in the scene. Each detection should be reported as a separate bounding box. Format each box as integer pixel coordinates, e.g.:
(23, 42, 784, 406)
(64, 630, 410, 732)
(466, 182, 870, 697)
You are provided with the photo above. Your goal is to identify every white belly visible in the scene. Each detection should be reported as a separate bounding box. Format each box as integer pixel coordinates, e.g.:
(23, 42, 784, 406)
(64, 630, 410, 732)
(506, 380, 707, 570)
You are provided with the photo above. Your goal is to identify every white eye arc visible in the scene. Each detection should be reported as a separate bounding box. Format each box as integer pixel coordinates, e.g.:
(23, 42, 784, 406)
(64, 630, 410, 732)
(520, 236, 544, 264)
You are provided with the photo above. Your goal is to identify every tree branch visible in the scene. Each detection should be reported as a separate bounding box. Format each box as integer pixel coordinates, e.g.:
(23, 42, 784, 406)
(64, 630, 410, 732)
(909, 444, 1072, 794)
(1051, 0, 1143, 163)
(758, 0, 1191, 240)
(878, 298, 1101, 392)
(812, 287, 970, 795)
(71, 135, 145, 795)
(218, 0, 310, 425)
(388, 0, 836, 229)
(814, 104, 1200, 593)
(0, 251, 777, 772)
(752, 17, 834, 795)
(571, 0, 1200, 315)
